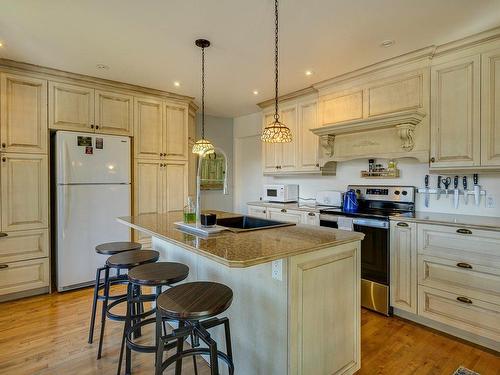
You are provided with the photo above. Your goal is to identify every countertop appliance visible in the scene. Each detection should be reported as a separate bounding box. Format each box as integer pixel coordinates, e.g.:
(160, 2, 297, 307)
(55, 131, 131, 291)
(315, 190, 343, 207)
(263, 183, 299, 203)
(319, 185, 416, 316)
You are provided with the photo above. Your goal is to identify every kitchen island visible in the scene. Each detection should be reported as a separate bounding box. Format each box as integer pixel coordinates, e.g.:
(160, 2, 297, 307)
(118, 211, 364, 375)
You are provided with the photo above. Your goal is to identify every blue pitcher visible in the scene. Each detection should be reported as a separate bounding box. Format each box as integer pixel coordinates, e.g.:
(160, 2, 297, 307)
(343, 189, 359, 213)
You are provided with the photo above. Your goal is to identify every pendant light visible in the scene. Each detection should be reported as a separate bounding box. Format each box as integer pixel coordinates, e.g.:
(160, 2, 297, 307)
(261, 0, 292, 143)
(192, 39, 215, 155)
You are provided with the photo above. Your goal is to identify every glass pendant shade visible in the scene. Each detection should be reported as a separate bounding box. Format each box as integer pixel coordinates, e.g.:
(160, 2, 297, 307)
(262, 118, 292, 143)
(192, 138, 215, 155)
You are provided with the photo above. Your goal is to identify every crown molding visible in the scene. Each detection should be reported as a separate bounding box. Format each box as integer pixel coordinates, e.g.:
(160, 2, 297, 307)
(256, 86, 317, 109)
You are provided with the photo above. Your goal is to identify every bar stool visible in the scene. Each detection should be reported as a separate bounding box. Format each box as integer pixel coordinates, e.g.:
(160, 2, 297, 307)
(97, 249, 160, 359)
(88, 241, 142, 345)
(117, 262, 190, 375)
(155, 281, 234, 375)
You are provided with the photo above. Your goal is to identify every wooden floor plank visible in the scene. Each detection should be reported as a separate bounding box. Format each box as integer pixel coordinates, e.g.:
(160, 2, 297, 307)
(0, 288, 498, 374)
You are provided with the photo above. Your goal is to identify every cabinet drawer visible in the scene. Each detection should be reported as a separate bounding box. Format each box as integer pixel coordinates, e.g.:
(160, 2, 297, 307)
(0, 258, 49, 295)
(267, 208, 302, 224)
(417, 224, 500, 266)
(247, 205, 268, 219)
(0, 229, 49, 263)
(418, 255, 500, 304)
(418, 286, 500, 342)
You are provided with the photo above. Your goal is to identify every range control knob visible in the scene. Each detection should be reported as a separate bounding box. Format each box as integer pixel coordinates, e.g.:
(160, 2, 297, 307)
(356, 189, 361, 194)
(394, 190, 400, 195)
(402, 190, 408, 196)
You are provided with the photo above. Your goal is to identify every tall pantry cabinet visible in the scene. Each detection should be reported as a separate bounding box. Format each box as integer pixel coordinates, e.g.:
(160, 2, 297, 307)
(0, 72, 50, 299)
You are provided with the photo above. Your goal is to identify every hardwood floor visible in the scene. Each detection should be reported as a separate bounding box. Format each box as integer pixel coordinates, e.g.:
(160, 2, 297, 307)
(0, 288, 498, 374)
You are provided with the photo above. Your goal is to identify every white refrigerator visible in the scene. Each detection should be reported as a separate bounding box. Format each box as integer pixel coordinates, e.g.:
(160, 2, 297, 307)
(55, 131, 131, 291)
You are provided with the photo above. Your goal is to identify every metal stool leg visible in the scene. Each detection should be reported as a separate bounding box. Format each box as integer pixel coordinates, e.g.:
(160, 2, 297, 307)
(155, 313, 164, 375)
(117, 283, 132, 375)
(175, 321, 185, 375)
(97, 266, 110, 359)
(208, 336, 219, 375)
(88, 266, 104, 344)
(190, 333, 199, 375)
(224, 319, 234, 374)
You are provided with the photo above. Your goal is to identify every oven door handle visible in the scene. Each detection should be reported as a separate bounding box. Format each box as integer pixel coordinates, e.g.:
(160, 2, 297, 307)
(352, 218, 389, 229)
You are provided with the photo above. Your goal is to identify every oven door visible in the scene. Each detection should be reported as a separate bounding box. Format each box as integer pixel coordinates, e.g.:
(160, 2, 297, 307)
(353, 218, 391, 315)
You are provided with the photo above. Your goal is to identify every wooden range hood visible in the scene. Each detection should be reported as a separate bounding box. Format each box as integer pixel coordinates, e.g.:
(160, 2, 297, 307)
(310, 109, 429, 165)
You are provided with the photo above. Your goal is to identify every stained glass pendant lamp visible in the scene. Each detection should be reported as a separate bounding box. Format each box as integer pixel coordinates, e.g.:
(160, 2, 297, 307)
(261, 0, 292, 143)
(192, 39, 215, 155)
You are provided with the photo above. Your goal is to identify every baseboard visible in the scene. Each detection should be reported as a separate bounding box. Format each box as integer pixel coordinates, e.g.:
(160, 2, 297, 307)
(393, 308, 499, 353)
(0, 287, 49, 303)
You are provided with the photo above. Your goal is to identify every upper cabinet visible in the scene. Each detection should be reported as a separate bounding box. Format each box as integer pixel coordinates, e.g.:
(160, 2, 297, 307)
(0, 73, 47, 154)
(481, 48, 500, 166)
(430, 54, 481, 168)
(429, 42, 500, 171)
(134, 97, 189, 161)
(134, 97, 163, 159)
(262, 96, 322, 175)
(164, 102, 188, 160)
(94, 90, 133, 136)
(49, 82, 94, 132)
(49, 81, 133, 136)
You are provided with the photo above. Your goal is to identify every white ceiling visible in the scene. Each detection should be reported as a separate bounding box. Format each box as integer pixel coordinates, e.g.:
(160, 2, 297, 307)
(1, 0, 500, 117)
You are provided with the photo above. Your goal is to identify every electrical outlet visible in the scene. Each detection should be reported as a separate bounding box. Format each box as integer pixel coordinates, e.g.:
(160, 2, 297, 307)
(486, 196, 495, 208)
(271, 259, 283, 281)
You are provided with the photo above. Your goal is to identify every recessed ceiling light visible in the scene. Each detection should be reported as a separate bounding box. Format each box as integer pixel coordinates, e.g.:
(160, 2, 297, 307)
(96, 64, 110, 70)
(0, 42, 3, 47)
(174, 81, 181, 87)
(253, 90, 259, 95)
(380, 40, 395, 48)
(305, 70, 313, 76)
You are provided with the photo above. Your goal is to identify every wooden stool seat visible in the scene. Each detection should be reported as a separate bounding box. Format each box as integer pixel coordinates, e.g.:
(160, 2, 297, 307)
(157, 281, 233, 320)
(95, 241, 142, 255)
(106, 250, 159, 270)
(128, 262, 189, 286)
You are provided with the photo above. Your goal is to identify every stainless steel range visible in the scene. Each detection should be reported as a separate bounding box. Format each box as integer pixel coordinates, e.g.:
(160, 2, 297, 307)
(319, 185, 416, 316)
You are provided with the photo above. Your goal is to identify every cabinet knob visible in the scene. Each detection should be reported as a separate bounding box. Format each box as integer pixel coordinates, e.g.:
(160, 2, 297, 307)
(430, 157, 435, 163)
(90, 124, 94, 129)
(0, 232, 8, 237)
(95, 125, 99, 130)
(0, 264, 8, 269)
(456, 262, 472, 269)
(315, 163, 319, 167)
(456, 228, 472, 235)
(1, 143, 5, 148)
(1, 157, 5, 162)
(456, 296, 472, 304)
(281, 209, 287, 213)
(262, 210, 266, 214)
(308, 212, 315, 216)
(396, 222, 409, 227)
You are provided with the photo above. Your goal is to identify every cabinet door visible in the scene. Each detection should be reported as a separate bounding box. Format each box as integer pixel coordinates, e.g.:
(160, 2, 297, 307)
(163, 161, 188, 212)
(164, 102, 188, 160)
(134, 97, 163, 159)
(302, 211, 319, 226)
(262, 112, 280, 173)
(430, 55, 481, 168)
(390, 221, 417, 313)
(280, 105, 298, 171)
(48, 81, 94, 131)
(1, 153, 48, 231)
(0, 73, 47, 154)
(133, 159, 162, 241)
(481, 48, 500, 166)
(95, 90, 133, 136)
(298, 100, 319, 171)
(267, 208, 302, 223)
(247, 205, 268, 219)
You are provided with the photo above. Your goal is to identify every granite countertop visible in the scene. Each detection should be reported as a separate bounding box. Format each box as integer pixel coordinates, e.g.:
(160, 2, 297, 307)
(118, 211, 364, 268)
(390, 211, 500, 231)
(247, 201, 329, 213)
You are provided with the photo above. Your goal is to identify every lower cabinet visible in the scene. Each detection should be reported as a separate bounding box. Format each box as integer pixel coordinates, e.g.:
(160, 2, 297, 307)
(390, 221, 417, 313)
(390, 220, 500, 349)
(247, 205, 320, 225)
(0, 258, 49, 296)
(0, 229, 49, 263)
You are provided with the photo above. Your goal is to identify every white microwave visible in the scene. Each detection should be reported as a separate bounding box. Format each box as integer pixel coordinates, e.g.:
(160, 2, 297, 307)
(263, 184, 299, 203)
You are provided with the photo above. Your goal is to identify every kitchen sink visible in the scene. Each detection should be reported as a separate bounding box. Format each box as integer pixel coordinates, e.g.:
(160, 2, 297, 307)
(216, 215, 295, 232)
